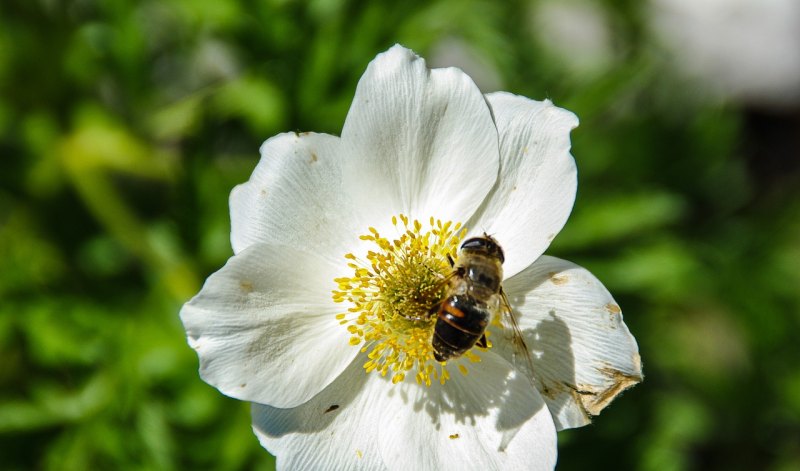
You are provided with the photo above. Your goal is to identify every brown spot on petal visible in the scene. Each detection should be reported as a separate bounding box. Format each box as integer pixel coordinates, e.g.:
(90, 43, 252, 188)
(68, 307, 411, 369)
(310, 152, 318, 163)
(567, 387, 593, 422)
(605, 303, 622, 327)
(605, 303, 621, 315)
(449, 433, 460, 439)
(240, 383, 246, 388)
(324, 404, 340, 413)
(572, 368, 643, 416)
(260, 188, 267, 197)
(548, 272, 569, 285)
(240, 280, 254, 294)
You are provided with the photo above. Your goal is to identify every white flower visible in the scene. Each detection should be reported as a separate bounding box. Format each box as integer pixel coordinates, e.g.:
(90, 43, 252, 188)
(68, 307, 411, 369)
(181, 45, 642, 470)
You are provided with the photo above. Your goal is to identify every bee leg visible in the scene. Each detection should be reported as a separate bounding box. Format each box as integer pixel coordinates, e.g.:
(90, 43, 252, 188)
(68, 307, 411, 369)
(476, 334, 488, 349)
(447, 254, 455, 267)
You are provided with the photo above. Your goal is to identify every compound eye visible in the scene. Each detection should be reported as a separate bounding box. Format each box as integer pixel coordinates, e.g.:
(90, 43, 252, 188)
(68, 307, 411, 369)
(461, 237, 490, 251)
(460, 237, 504, 263)
(495, 245, 505, 264)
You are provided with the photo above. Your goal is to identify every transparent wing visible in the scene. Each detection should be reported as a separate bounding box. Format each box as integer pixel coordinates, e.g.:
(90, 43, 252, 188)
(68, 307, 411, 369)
(498, 289, 536, 384)
(410, 267, 460, 322)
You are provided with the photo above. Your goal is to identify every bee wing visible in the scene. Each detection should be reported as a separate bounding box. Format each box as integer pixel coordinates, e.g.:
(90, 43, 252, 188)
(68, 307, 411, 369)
(415, 268, 460, 321)
(430, 262, 464, 295)
(432, 269, 460, 295)
(498, 289, 536, 383)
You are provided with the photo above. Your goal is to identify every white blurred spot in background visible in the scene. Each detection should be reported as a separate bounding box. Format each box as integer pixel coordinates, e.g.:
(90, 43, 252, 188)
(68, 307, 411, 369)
(530, 0, 615, 79)
(649, 0, 800, 108)
(429, 37, 504, 92)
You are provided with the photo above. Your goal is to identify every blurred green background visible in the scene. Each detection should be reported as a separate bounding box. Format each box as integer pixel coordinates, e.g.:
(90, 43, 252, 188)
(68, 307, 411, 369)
(2, 0, 799, 469)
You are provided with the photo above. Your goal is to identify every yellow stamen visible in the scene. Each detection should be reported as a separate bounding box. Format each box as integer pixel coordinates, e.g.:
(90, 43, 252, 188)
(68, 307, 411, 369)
(332, 214, 481, 386)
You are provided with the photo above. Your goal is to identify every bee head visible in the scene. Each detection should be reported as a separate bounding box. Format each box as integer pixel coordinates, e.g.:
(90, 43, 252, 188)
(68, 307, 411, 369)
(460, 236, 505, 264)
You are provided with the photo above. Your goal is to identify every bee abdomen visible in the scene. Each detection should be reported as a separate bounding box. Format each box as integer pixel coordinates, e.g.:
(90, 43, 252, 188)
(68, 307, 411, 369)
(432, 295, 490, 362)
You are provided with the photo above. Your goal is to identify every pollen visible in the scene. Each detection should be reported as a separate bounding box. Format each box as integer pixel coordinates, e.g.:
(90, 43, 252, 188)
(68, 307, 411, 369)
(332, 215, 471, 386)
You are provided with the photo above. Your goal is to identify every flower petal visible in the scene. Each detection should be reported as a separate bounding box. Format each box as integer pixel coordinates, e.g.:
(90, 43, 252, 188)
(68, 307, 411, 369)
(230, 132, 360, 262)
(468, 92, 578, 278)
(251, 360, 386, 471)
(377, 352, 557, 471)
(501, 256, 642, 430)
(252, 353, 557, 471)
(180, 243, 357, 409)
(340, 44, 499, 229)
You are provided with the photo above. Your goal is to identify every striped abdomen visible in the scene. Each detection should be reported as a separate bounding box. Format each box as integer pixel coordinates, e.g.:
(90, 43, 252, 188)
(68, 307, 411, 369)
(432, 294, 490, 362)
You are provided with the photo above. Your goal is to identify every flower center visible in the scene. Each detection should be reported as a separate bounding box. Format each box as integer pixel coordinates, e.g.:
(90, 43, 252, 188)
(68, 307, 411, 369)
(332, 215, 483, 386)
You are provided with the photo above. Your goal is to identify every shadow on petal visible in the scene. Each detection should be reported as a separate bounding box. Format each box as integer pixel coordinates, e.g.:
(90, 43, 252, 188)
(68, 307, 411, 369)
(254, 348, 554, 469)
(397, 351, 549, 452)
(527, 312, 586, 423)
(503, 256, 644, 430)
(505, 286, 586, 426)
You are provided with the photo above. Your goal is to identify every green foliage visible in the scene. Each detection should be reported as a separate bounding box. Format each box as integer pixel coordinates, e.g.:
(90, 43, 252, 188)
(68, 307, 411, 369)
(2, 0, 799, 469)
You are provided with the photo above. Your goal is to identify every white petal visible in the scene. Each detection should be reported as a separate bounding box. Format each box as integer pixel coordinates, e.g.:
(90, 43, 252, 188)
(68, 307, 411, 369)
(230, 132, 360, 262)
(180, 243, 357, 409)
(253, 353, 557, 471)
(501, 256, 642, 430)
(252, 360, 387, 471)
(468, 92, 578, 278)
(378, 352, 557, 471)
(340, 45, 499, 229)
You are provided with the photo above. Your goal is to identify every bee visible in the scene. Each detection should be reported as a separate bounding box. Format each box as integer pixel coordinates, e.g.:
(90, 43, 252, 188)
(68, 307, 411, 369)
(431, 235, 532, 370)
